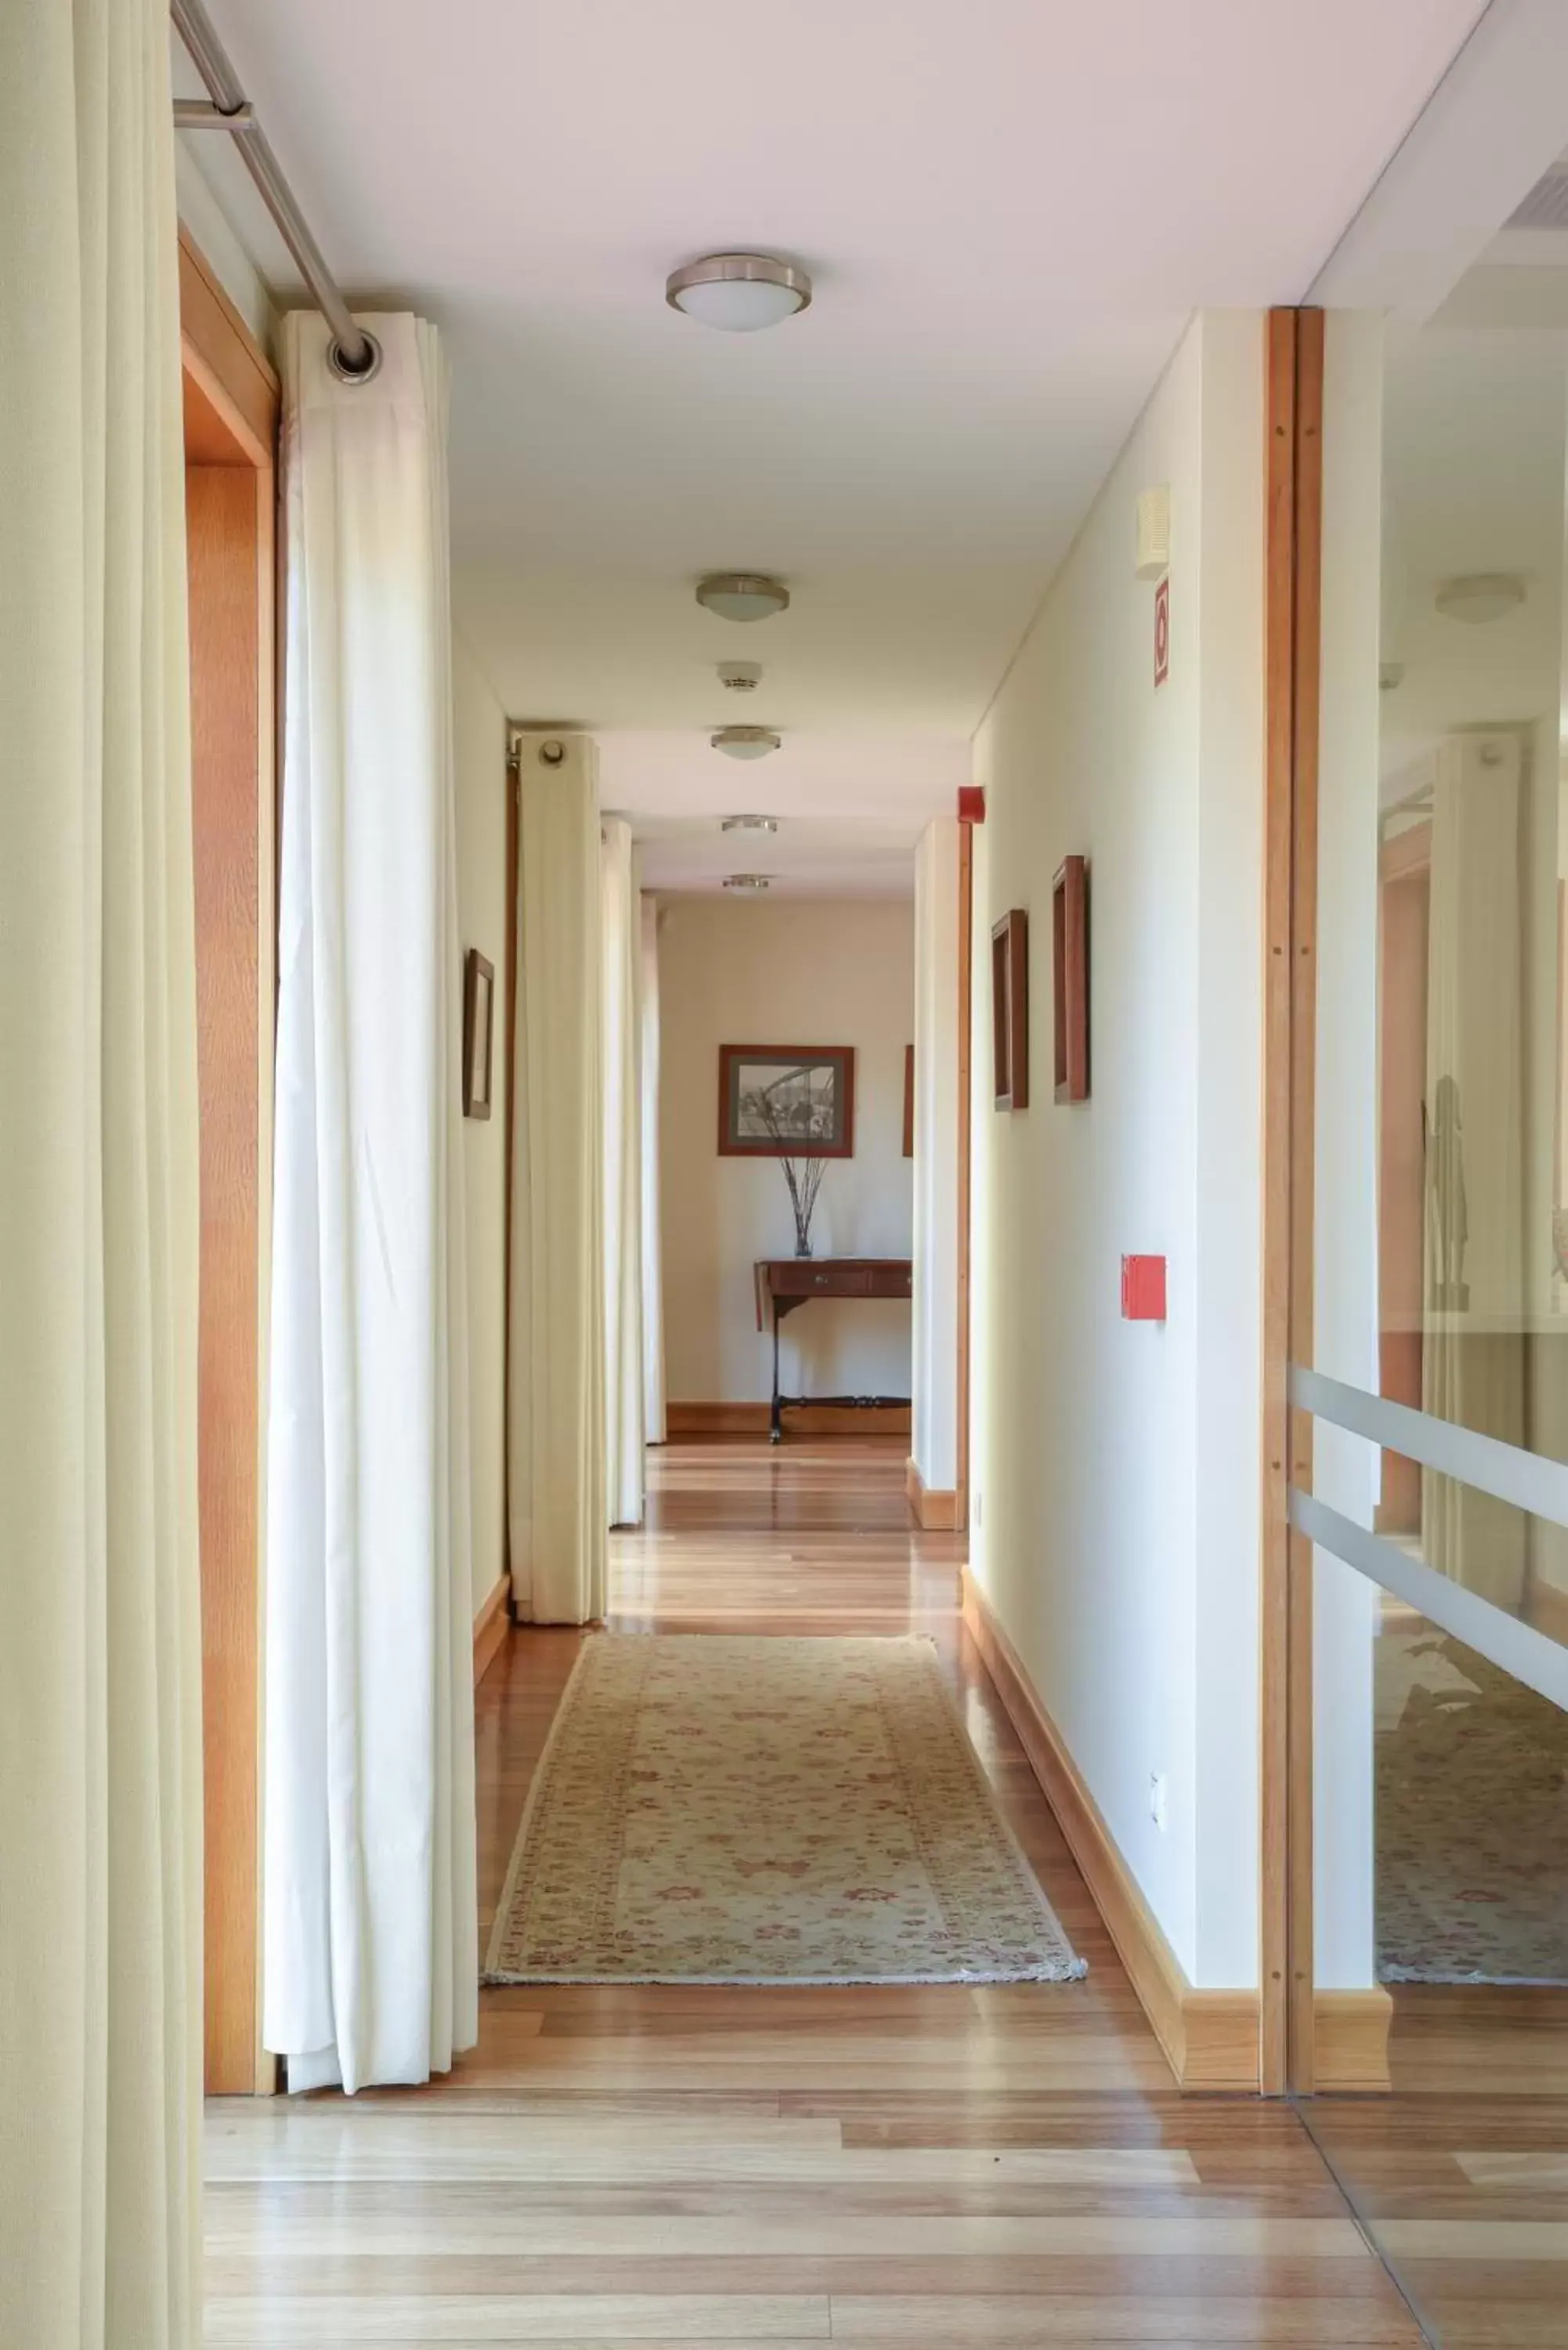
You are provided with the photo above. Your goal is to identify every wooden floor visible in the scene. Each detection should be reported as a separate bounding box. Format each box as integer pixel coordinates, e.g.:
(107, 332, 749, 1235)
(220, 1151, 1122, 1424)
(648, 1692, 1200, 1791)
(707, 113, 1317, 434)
(205, 1438, 1434, 2347)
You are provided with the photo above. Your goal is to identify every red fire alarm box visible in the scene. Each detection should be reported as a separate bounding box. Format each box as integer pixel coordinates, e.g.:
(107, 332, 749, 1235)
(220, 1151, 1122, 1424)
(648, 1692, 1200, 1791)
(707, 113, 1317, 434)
(1122, 1254, 1166, 1321)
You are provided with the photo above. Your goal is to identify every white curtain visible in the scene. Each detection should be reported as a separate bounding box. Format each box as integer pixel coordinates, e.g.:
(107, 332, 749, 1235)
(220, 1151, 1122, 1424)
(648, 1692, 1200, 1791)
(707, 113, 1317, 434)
(509, 738, 607, 1621)
(641, 895, 668, 1445)
(263, 313, 476, 2095)
(602, 819, 645, 1524)
(1, 2, 201, 2341)
(1422, 731, 1527, 1607)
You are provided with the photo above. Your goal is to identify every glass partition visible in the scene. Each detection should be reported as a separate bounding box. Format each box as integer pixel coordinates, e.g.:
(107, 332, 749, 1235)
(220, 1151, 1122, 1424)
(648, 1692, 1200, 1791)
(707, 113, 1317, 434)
(1301, 153, 1568, 2350)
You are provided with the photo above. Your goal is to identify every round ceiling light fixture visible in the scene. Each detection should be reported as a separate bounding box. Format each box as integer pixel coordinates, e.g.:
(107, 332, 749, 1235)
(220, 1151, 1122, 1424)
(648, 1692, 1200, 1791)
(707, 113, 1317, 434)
(723, 873, 773, 892)
(721, 812, 778, 833)
(1435, 573, 1526, 624)
(667, 251, 811, 332)
(696, 573, 789, 624)
(712, 725, 781, 761)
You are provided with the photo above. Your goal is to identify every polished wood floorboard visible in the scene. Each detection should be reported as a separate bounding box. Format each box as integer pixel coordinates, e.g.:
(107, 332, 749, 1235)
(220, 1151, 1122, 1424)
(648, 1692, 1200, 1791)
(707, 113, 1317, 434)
(207, 1439, 1428, 2345)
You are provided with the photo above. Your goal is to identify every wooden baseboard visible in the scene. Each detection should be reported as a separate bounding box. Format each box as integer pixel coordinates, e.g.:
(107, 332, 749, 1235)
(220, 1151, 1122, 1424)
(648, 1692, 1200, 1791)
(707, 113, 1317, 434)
(1313, 1988, 1393, 2092)
(905, 1455, 959, 1530)
(961, 1566, 1259, 2092)
(666, 1401, 912, 1438)
(473, 1573, 511, 1687)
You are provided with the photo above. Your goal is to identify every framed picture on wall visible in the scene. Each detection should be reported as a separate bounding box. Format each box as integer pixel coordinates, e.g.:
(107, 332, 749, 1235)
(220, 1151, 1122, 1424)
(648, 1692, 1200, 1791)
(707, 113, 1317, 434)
(1052, 856, 1089, 1103)
(903, 1043, 915, 1157)
(718, 1044, 856, 1158)
(463, 948, 494, 1119)
(992, 909, 1029, 1111)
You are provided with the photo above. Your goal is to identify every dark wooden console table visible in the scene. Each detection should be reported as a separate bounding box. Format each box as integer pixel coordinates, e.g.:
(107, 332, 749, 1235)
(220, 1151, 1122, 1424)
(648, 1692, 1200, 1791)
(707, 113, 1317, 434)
(753, 1256, 912, 1443)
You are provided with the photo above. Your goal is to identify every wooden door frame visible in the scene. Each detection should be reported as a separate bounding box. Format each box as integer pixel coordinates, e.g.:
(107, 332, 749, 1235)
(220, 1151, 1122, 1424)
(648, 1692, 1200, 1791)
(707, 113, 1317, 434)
(1260, 306, 1323, 2096)
(181, 226, 280, 2096)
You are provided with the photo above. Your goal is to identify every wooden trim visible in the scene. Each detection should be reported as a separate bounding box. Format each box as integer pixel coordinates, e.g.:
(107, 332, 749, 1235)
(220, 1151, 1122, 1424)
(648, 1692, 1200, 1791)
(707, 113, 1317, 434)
(1288, 309, 1324, 2099)
(667, 1401, 911, 1438)
(956, 823, 973, 1531)
(503, 756, 518, 1587)
(1260, 308, 1296, 2102)
(963, 1567, 1260, 2092)
(1260, 307, 1324, 2098)
(179, 227, 277, 467)
(905, 1456, 959, 1531)
(473, 1572, 512, 1687)
(183, 234, 280, 2101)
(1313, 1988, 1393, 2092)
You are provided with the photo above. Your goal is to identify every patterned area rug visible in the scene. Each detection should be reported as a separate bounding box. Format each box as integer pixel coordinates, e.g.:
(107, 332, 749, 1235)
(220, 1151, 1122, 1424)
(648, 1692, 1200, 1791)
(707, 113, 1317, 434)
(484, 1635, 1086, 1986)
(1377, 1624, 1568, 1984)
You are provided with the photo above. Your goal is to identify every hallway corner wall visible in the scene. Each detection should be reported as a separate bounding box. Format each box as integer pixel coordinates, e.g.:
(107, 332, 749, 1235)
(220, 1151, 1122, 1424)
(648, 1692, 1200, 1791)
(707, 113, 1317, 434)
(968, 311, 1265, 1999)
(658, 895, 915, 1406)
(454, 627, 511, 1618)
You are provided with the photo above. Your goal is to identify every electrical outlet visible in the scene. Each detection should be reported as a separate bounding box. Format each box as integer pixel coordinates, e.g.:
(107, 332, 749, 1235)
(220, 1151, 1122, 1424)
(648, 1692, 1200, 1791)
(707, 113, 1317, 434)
(1148, 1772, 1168, 1833)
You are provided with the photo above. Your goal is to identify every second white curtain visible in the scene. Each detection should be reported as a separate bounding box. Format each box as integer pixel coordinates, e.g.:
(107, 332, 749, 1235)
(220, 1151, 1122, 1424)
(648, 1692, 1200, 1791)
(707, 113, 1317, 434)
(641, 895, 668, 1445)
(509, 738, 606, 1621)
(602, 819, 645, 1525)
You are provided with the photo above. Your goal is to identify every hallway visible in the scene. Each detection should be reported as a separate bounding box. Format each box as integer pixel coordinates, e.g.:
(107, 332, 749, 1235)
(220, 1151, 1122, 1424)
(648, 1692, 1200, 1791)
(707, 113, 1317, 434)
(204, 1442, 1426, 2347)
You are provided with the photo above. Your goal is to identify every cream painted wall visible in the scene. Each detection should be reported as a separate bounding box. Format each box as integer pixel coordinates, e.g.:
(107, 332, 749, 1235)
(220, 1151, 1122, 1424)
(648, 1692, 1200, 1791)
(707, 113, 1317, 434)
(453, 629, 510, 1614)
(659, 897, 915, 1405)
(969, 312, 1264, 1991)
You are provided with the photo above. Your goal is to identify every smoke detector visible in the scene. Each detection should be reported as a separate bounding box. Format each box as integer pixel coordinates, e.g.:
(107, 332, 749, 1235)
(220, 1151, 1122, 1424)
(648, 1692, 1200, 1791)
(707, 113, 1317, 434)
(717, 660, 762, 693)
(723, 873, 772, 892)
(721, 813, 778, 834)
(696, 573, 789, 624)
(712, 725, 781, 761)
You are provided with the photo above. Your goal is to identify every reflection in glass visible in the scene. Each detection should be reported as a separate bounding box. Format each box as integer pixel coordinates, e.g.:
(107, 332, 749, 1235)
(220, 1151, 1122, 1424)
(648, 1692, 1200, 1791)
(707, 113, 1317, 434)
(1375, 248, 1568, 1629)
(1374, 1598, 1567, 1985)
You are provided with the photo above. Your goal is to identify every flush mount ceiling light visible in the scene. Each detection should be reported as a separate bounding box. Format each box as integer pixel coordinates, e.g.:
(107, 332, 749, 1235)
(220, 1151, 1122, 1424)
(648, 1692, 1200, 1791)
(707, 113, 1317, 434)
(667, 251, 811, 332)
(724, 873, 773, 892)
(721, 812, 778, 833)
(1435, 573, 1526, 624)
(696, 573, 789, 624)
(712, 725, 781, 761)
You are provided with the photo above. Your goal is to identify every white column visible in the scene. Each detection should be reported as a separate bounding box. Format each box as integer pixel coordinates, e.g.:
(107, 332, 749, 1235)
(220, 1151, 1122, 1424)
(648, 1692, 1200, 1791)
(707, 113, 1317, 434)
(912, 817, 962, 1497)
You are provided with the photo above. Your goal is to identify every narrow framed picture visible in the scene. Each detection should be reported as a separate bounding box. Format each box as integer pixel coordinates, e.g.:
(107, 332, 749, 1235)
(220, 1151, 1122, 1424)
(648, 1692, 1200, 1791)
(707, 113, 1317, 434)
(992, 909, 1029, 1111)
(903, 1043, 915, 1158)
(463, 948, 494, 1119)
(718, 1044, 856, 1158)
(1053, 856, 1089, 1103)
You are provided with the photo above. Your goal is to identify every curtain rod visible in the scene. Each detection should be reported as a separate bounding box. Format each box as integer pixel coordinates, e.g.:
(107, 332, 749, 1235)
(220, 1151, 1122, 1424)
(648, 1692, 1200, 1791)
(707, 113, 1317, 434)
(171, 0, 378, 381)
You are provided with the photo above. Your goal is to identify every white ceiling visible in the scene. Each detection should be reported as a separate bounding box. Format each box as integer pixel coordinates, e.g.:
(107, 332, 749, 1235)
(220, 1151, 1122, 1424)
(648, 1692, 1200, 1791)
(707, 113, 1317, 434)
(193, 0, 1486, 885)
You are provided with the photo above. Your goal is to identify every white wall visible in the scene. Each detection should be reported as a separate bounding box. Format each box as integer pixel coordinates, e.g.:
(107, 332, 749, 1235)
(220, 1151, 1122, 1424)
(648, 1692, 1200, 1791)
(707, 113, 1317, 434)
(912, 819, 961, 1491)
(969, 312, 1264, 1990)
(659, 897, 915, 1405)
(453, 629, 511, 1613)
